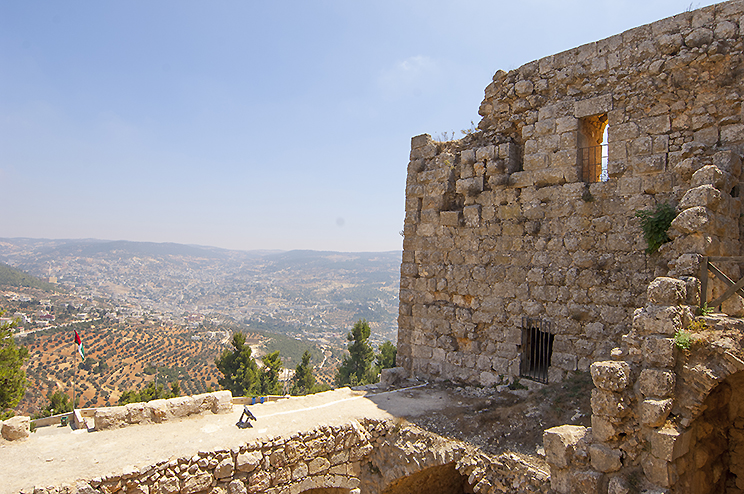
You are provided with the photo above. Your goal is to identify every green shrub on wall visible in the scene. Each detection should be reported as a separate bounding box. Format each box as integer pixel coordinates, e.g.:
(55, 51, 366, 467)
(635, 202, 677, 254)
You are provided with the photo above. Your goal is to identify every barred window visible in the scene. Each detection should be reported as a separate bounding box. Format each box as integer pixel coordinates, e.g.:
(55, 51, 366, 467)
(519, 317, 554, 384)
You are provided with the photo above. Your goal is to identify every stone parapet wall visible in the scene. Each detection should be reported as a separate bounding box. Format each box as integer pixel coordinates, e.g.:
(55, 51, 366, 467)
(93, 391, 233, 431)
(23, 419, 551, 494)
(398, 0, 744, 387)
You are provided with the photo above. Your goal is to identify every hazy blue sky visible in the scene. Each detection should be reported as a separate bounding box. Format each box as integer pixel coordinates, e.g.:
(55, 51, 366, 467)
(1, 1, 717, 252)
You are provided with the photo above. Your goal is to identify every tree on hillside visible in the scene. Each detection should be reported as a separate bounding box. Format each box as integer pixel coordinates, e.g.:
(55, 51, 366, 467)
(290, 350, 316, 396)
(376, 341, 397, 372)
(0, 311, 28, 419)
(215, 332, 259, 397)
(258, 350, 283, 395)
(335, 319, 376, 387)
(118, 380, 180, 406)
(33, 390, 75, 419)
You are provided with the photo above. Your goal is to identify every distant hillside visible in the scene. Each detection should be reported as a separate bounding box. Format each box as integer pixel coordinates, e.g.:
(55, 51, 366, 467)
(0, 238, 401, 345)
(0, 262, 57, 291)
(16, 318, 336, 414)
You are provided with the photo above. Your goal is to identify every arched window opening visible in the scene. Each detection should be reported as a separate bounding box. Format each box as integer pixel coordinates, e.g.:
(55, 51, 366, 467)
(578, 114, 609, 183)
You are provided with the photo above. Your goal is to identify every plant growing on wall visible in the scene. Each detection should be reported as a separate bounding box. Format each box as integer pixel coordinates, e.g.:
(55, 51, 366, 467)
(674, 329, 692, 350)
(635, 202, 677, 254)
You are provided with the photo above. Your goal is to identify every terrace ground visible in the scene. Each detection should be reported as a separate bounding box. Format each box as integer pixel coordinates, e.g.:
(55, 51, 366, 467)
(0, 374, 593, 494)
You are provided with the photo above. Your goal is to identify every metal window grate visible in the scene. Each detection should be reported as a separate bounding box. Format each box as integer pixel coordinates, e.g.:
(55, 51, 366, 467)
(519, 317, 554, 384)
(579, 144, 608, 183)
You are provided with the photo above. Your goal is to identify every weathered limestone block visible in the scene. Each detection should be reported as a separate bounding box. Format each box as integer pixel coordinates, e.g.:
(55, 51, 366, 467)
(641, 337, 675, 368)
(642, 454, 671, 487)
(1, 415, 29, 440)
(270, 448, 288, 468)
(125, 402, 151, 424)
(514, 80, 534, 97)
(463, 205, 481, 227)
(633, 154, 667, 175)
(182, 472, 213, 494)
(607, 476, 630, 494)
(685, 27, 714, 47)
(227, 480, 247, 494)
(673, 156, 706, 181)
(590, 361, 631, 391)
(461, 149, 475, 164)
(640, 398, 673, 427)
(691, 165, 732, 193)
(291, 462, 309, 481)
(215, 457, 235, 479)
(192, 393, 215, 413)
(590, 443, 622, 472)
(552, 352, 578, 372)
(678, 184, 722, 211)
(632, 305, 684, 336)
(568, 470, 603, 494)
(639, 369, 675, 398)
(670, 253, 702, 277)
(94, 406, 129, 430)
(542, 425, 588, 469)
(166, 396, 197, 418)
(475, 145, 496, 161)
(591, 389, 630, 417)
(479, 371, 500, 387)
(125, 480, 148, 494)
(145, 399, 169, 422)
(574, 94, 613, 118)
(647, 277, 687, 306)
(591, 414, 618, 442)
(212, 391, 233, 414)
(713, 150, 742, 177)
(456, 177, 483, 196)
(671, 206, 714, 235)
(248, 470, 271, 493)
(647, 425, 689, 461)
(410, 135, 436, 160)
(722, 294, 744, 317)
(237, 451, 262, 472)
(439, 211, 460, 226)
(657, 32, 684, 55)
(156, 476, 180, 494)
(307, 457, 330, 474)
(379, 367, 408, 388)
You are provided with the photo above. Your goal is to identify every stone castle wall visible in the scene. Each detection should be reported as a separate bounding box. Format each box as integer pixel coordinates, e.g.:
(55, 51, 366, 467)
(24, 419, 550, 494)
(397, 0, 744, 387)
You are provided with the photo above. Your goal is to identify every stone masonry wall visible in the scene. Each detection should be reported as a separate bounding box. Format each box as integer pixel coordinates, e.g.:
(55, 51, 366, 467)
(544, 279, 744, 493)
(23, 419, 551, 494)
(398, 0, 744, 387)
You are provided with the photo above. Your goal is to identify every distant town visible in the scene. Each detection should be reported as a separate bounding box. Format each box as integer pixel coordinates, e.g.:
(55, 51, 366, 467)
(0, 238, 401, 413)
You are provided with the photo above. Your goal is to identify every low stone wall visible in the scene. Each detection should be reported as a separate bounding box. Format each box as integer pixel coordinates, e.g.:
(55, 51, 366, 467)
(93, 391, 233, 431)
(24, 418, 551, 494)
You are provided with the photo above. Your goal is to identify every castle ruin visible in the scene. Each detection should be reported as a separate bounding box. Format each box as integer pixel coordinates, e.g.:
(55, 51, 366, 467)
(397, 1, 744, 386)
(398, 0, 744, 492)
(10, 1, 744, 493)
